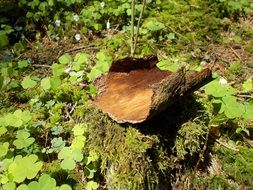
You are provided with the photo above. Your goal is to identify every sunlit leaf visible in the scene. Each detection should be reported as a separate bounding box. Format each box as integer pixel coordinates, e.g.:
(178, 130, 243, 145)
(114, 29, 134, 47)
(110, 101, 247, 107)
(21, 76, 37, 89)
(41, 77, 51, 90)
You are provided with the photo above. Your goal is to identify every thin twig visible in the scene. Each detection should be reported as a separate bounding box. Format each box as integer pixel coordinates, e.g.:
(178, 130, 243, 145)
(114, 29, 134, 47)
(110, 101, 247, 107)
(64, 45, 98, 54)
(215, 139, 239, 152)
(189, 128, 210, 189)
(236, 94, 253, 99)
(32, 64, 51, 68)
(65, 103, 73, 121)
(213, 53, 230, 64)
(130, 0, 135, 56)
(133, 0, 146, 54)
(194, 128, 210, 171)
(230, 47, 241, 60)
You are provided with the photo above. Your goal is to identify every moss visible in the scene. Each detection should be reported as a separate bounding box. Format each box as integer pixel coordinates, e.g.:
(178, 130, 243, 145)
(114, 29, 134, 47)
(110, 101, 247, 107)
(174, 121, 208, 161)
(215, 146, 253, 188)
(193, 174, 238, 190)
(78, 109, 173, 189)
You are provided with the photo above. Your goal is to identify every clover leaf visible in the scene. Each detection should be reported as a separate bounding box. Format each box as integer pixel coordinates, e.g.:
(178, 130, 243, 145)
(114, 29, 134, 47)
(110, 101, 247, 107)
(205, 80, 237, 98)
(86, 181, 99, 190)
(221, 96, 245, 119)
(41, 77, 51, 90)
(72, 124, 86, 136)
(243, 102, 253, 120)
(8, 154, 43, 183)
(0, 142, 9, 158)
(16, 174, 72, 190)
(1, 182, 16, 190)
(73, 53, 89, 71)
(58, 147, 83, 170)
(13, 131, 35, 149)
(84, 163, 97, 179)
(0, 126, 7, 136)
(3, 110, 32, 128)
(18, 60, 29, 69)
(21, 76, 37, 89)
(59, 53, 72, 65)
(242, 78, 252, 92)
(71, 136, 86, 149)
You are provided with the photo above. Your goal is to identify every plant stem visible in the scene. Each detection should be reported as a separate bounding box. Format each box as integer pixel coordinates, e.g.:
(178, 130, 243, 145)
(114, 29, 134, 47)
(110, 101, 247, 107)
(133, 0, 146, 54)
(131, 0, 135, 56)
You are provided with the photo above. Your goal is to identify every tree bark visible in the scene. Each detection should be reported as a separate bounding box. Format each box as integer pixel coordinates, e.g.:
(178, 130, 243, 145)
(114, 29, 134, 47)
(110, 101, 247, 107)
(94, 56, 212, 123)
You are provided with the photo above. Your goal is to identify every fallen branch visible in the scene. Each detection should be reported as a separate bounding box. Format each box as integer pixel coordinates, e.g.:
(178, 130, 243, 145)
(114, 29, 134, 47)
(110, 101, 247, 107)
(94, 56, 212, 123)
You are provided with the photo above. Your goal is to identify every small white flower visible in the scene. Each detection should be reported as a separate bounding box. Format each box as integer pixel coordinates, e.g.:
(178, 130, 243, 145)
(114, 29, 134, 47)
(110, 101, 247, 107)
(200, 61, 207, 67)
(100, 2, 105, 8)
(64, 67, 71, 73)
(106, 20, 110, 29)
(55, 20, 61, 27)
(73, 14, 79, 22)
(219, 77, 227, 85)
(75, 33, 81, 41)
(55, 36, 60, 41)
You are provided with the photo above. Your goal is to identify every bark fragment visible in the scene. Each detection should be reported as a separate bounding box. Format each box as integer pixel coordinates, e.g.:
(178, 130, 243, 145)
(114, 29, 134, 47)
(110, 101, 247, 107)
(94, 56, 212, 123)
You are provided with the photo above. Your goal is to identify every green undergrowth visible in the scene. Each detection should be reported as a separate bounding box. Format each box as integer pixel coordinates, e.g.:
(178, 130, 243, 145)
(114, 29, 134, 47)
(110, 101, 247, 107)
(1, 0, 253, 189)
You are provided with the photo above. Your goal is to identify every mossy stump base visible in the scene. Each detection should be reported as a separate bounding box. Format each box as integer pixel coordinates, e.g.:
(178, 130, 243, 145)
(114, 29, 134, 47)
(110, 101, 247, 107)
(94, 56, 212, 123)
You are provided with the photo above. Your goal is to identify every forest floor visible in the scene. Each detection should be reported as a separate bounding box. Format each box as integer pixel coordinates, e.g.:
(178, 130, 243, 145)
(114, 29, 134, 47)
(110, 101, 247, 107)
(1, 1, 253, 190)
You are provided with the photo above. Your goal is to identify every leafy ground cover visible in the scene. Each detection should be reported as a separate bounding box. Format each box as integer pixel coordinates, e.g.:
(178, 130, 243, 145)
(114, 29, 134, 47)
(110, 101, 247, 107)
(0, 0, 253, 189)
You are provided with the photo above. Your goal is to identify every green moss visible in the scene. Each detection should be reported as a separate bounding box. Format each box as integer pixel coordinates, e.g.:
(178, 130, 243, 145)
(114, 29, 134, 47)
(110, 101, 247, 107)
(216, 146, 253, 188)
(193, 174, 238, 190)
(174, 121, 208, 161)
(78, 109, 173, 189)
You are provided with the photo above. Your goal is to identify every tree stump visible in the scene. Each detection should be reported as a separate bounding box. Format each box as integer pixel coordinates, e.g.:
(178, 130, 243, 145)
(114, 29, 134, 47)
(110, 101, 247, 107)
(93, 56, 212, 123)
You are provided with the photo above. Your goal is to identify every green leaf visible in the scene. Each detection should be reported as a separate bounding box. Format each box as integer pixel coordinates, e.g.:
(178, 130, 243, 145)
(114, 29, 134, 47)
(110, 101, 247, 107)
(0, 126, 7, 136)
(58, 147, 83, 170)
(59, 54, 72, 65)
(221, 96, 245, 119)
(243, 102, 253, 120)
(60, 158, 76, 170)
(52, 64, 65, 77)
(17, 184, 29, 190)
(50, 77, 61, 90)
(73, 53, 89, 71)
(0, 75, 4, 90)
(29, 174, 56, 190)
(84, 164, 97, 179)
(0, 33, 9, 48)
(21, 76, 37, 89)
(41, 77, 51, 90)
(5, 113, 23, 127)
(145, 20, 165, 31)
(23, 174, 71, 190)
(242, 78, 252, 92)
(72, 124, 85, 136)
(2, 182, 16, 190)
(59, 184, 72, 190)
(204, 80, 236, 98)
(14, 110, 32, 123)
(71, 135, 86, 150)
(0, 142, 9, 158)
(87, 69, 102, 81)
(8, 155, 43, 183)
(86, 181, 99, 190)
(58, 147, 72, 159)
(13, 131, 35, 149)
(51, 137, 65, 152)
(157, 60, 180, 72)
(18, 60, 29, 69)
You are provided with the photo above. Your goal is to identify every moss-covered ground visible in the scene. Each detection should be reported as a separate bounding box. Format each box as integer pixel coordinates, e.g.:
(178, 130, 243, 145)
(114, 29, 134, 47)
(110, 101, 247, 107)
(1, 0, 253, 189)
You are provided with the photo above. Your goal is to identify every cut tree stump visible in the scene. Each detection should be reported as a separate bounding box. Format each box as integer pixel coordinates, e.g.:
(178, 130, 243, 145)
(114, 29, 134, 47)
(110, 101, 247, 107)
(93, 56, 212, 123)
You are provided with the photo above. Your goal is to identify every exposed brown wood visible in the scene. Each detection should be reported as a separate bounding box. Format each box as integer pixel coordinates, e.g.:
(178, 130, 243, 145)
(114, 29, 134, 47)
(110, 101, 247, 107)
(94, 56, 212, 123)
